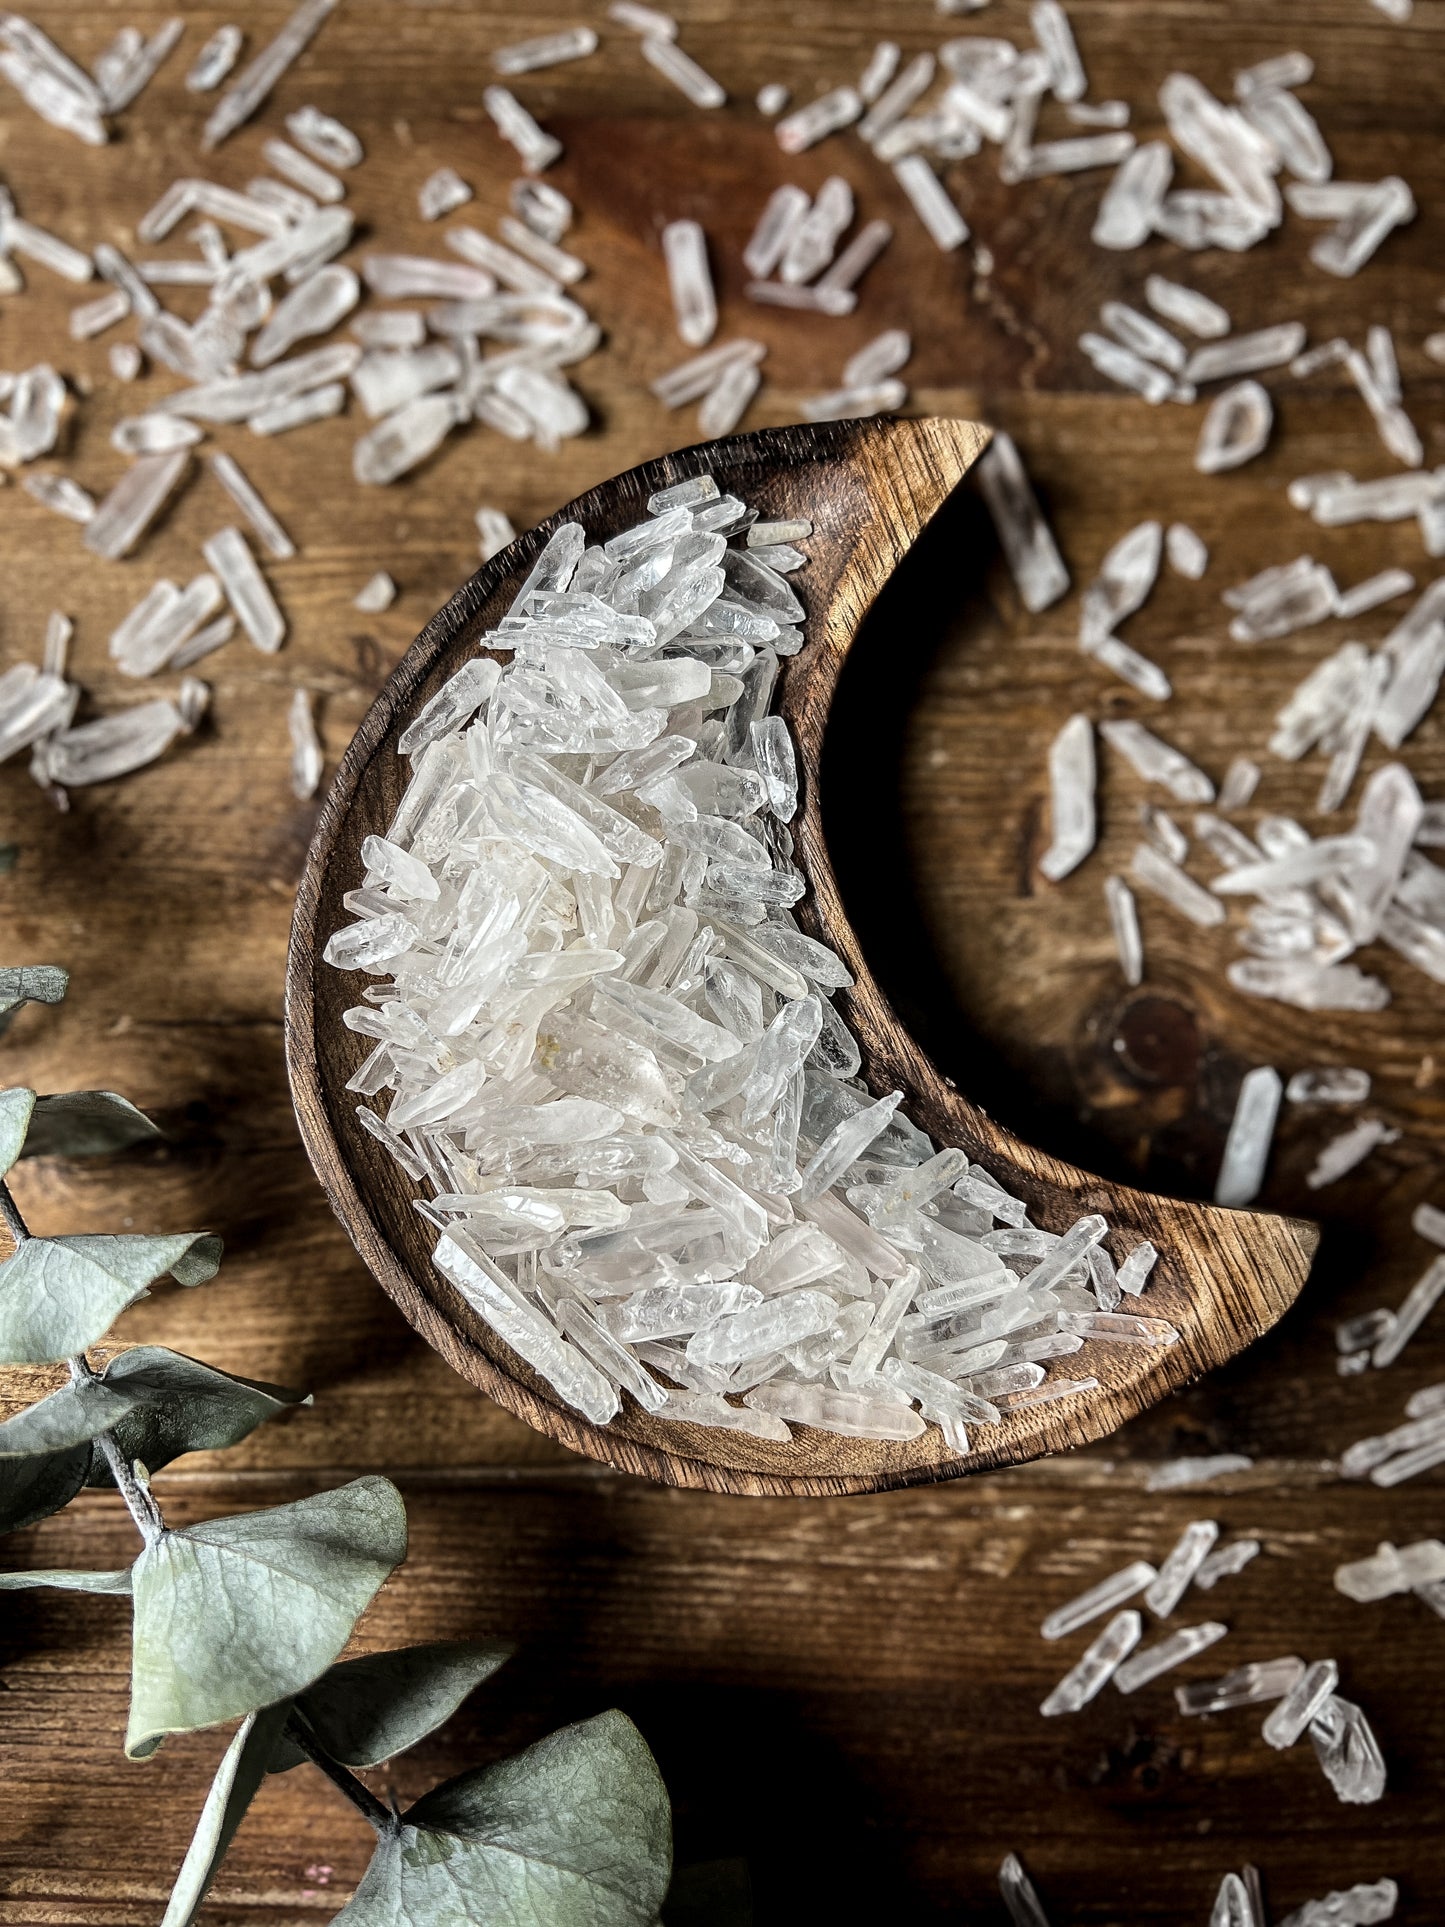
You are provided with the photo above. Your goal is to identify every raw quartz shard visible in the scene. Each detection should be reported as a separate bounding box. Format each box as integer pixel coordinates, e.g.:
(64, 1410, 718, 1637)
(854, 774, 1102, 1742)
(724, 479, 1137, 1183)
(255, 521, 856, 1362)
(1217, 757, 1259, 811)
(998, 1853, 1052, 1927)
(1306, 1119, 1398, 1190)
(354, 571, 396, 614)
(1159, 71, 1281, 222)
(493, 27, 598, 74)
(1146, 1520, 1221, 1616)
(857, 53, 934, 145)
(1229, 959, 1390, 1012)
(781, 175, 854, 283)
(1104, 876, 1144, 987)
(1211, 1875, 1256, 1927)
(1112, 1620, 1228, 1693)
(1080, 522, 1161, 645)
(1041, 1609, 1142, 1716)
(70, 287, 131, 340)
(83, 449, 190, 559)
(892, 156, 969, 250)
(0, 667, 74, 764)
(208, 453, 295, 560)
(202, 0, 338, 150)
(40, 698, 185, 786)
(1310, 1697, 1387, 1805)
(1040, 1559, 1157, 1640)
(743, 185, 811, 280)
(111, 573, 223, 678)
(160, 342, 362, 423)
(186, 24, 241, 92)
(776, 86, 863, 153)
(1263, 1658, 1340, 1749)
(661, 1390, 790, 1441)
(286, 104, 362, 170)
(483, 85, 562, 171)
(203, 527, 286, 653)
(1372, 1256, 1445, 1367)
(976, 433, 1069, 614)
(1176, 1656, 1302, 1714)
(1092, 142, 1173, 249)
(1277, 1882, 1398, 1927)
(1196, 381, 1272, 473)
(23, 472, 95, 523)
(251, 382, 346, 436)
(1103, 722, 1214, 805)
(1147, 1455, 1253, 1492)
(1337, 569, 1414, 620)
(1289, 1067, 1371, 1104)
(434, 1233, 618, 1424)
(1288, 176, 1415, 278)
(353, 394, 463, 485)
(1146, 275, 1230, 338)
(661, 220, 716, 348)
(250, 263, 359, 367)
(1102, 302, 1186, 373)
(746, 1378, 925, 1441)
(799, 1091, 903, 1199)
(1241, 86, 1332, 185)
(1187, 324, 1306, 385)
(1193, 1538, 1261, 1589)
(1080, 331, 1178, 404)
(1039, 715, 1095, 882)
(1215, 1066, 1282, 1207)
(641, 35, 726, 109)
(844, 330, 911, 390)
(288, 687, 323, 799)
(1031, 0, 1085, 100)
(1017, 133, 1135, 181)
(418, 167, 472, 221)
(799, 379, 905, 424)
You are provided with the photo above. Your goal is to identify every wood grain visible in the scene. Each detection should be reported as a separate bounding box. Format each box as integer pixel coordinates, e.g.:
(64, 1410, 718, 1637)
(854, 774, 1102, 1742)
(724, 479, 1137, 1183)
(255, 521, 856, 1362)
(0, 0, 1443, 1918)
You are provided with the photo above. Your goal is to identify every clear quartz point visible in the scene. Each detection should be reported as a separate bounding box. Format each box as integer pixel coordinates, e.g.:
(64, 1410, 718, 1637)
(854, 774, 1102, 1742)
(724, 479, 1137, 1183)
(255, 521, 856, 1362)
(998, 1853, 1052, 1927)
(1041, 1609, 1142, 1715)
(1309, 1696, 1387, 1804)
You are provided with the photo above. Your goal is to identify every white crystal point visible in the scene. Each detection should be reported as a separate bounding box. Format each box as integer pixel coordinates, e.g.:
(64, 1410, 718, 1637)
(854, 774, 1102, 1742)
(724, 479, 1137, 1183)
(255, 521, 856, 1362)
(203, 526, 286, 653)
(998, 1852, 1052, 1927)
(745, 1378, 926, 1441)
(1040, 1559, 1156, 1640)
(1276, 1880, 1397, 1927)
(1195, 380, 1273, 473)
(1040, 1609, 1142, 1715)
(976, 433, 1069, 613)
(1112, 1619, 1228, 1693)
(1038, 715, 1095, 881)
(1215, 1066, 1282, 1207)
(1309, 1696, 1387, 1804)
(1145, 1519, 1220, 1616)
(1262, 1658, 1339, 1749)
(250, 263, 359, 367)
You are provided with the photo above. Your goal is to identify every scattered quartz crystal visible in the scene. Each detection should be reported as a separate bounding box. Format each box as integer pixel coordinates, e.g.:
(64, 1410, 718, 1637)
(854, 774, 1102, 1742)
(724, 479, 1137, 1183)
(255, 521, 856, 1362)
(661, 220, 717, 348)
(1176, 1656, 1302, 1716)
(998, 1853, 1052, 1927)
(1104, 875, 1143, 986)
(1306, 1119, 1398, 1189)
(483, 85, 562, 171)
(1166, 522, 1209, 578)
(1038, 715, 1094, 881)
(202, 0, 339, 151)
(1277, 1882, 1397, 1927)
(288, 687, 323, 799)
(641, 36, 726, 110)
(203, 526, 286, 652)
(1310, 1696, 1387, 1804)
(83, 449, 191, 559)
(1263, 1658, 1339, 1749)
(1146, 1454, 1254, 1491)
(186, 25, 243, 93)
(1041, 1609, 1142, 1715)
(1196, 381, 1273, 473)
(323, 480, 1154, 1447)
(976, 433, 1069, 613)
(477, 507, 517, 562)
(354, 571, 397, 614)
(1113, 1620, 1228, 1693)
(1041, 1560, 1157, 1640)
(1215, 1066, 1282, 1207)
(1145, 1520, 1220, 1616)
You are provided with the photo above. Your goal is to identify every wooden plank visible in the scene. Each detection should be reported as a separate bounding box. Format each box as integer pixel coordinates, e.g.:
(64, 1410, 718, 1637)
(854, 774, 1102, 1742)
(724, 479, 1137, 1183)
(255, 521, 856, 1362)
(0, 0, 1442, 1917)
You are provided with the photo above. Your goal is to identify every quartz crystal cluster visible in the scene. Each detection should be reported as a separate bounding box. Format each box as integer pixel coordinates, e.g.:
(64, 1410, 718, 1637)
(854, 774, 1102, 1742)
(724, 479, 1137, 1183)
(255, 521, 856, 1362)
(324, 473, 1168, 1448)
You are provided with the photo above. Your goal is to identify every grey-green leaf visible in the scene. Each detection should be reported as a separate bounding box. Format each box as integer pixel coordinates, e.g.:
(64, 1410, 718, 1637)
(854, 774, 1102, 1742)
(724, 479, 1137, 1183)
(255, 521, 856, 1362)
(0, 1375, 138, 1456)
(0, 1565, 132, 1593)
(0, 1087, 36, 1177)
(272, 1641, 514, 1773)
(0, 1445, 91, 1534)
(126, 1475, 407, 1758)
(84, 1347, 309, 1487)
(160, 1702, 294, 1927)
(23, 1090, 164, 1160)
(0, 1232, 224, 1365)
(334, 1710, 672, 1927)
(0, 965, 68, 1037)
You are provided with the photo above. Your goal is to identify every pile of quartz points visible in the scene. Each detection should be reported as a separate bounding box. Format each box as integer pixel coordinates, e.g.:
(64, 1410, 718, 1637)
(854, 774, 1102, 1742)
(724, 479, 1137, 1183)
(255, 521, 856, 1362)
(997, 1851, 1398, 1927)
(324, 472, 1173, 1449)
(1034, 1523, 1388, 1808)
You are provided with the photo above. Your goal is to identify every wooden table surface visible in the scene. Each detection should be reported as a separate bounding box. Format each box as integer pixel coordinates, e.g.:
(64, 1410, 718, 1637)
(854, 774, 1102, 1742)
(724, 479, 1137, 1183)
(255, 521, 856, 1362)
(2, 2, 1443, 1920)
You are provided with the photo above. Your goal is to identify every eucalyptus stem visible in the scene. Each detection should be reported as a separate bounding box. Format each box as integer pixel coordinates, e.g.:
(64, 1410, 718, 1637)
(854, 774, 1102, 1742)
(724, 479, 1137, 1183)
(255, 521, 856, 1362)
(0, 1176, 29, 1246)
(2, 1176, 163, 1543)
(283, 1713, 397, 1834)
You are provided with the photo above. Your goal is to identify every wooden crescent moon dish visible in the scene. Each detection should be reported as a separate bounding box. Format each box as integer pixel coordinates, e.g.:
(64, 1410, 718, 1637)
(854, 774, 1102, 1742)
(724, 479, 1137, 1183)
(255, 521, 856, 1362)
(285, 415, 1320, 1499)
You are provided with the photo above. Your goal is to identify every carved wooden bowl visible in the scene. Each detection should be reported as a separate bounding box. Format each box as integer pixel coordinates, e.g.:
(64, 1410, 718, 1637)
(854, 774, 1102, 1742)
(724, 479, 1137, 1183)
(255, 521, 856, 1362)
(285, 417, 1318, 1497)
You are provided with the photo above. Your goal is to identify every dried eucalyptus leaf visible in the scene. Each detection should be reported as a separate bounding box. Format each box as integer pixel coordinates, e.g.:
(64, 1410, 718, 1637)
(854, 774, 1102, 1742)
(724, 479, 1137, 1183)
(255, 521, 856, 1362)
(0, 1087, 37, 1177)
(0, 1565, 132, 1592)
(334, 1710, 672, 1927)
(0, 1374, 138, 1455)
(160, 1702, 294, 1927)
(0, 1232, 224, 1365)
(272, 1640, 514, 1772)
(23, 1091, 164, 1160)
(126, 1475, 407, 1759)
(0, 1443, 90, 1535)
(84, 1347, 310, 1487)
(0, 965, 68, 1037)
